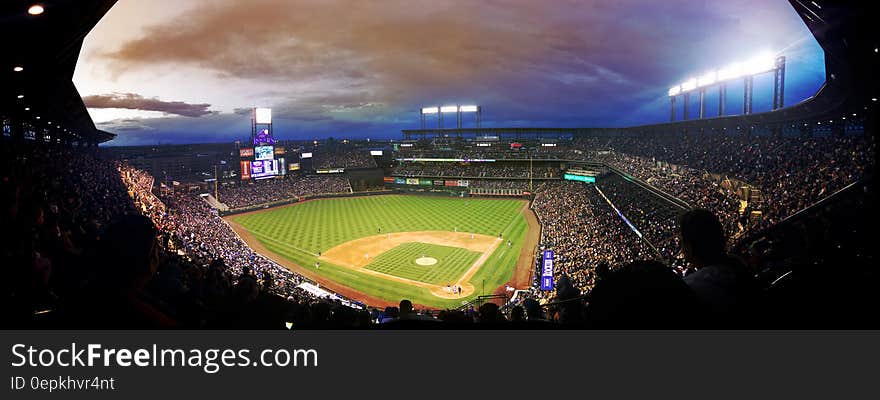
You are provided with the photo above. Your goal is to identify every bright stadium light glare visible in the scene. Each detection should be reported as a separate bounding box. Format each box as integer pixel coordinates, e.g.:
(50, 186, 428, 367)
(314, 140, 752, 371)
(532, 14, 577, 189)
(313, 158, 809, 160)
(744, 52, 776, 75)
(459, 105, 479, 112)
(716, 62, 745, 81)
(681, 78, 698, 92)
(28, 5, 44, 15)
(440, 105, 458, 113)
(668, 85, 681, 97)
(421, 107, 439, 114)
(697, 71, 717, 87)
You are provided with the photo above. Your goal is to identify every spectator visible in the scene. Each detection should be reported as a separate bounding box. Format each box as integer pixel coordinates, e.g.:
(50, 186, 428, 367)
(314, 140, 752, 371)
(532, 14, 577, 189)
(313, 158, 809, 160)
(679, 209, 758, 325)
(585, 260, 703, 328)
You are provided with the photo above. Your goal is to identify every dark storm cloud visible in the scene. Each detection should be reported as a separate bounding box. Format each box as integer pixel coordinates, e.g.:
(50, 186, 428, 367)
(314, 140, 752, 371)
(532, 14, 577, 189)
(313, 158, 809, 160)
(101, 1, 754, 113)
(83, 93, 215, 117)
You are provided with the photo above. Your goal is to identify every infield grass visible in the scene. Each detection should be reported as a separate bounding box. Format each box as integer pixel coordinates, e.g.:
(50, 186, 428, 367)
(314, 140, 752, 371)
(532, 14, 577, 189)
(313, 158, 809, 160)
(364, 242, 481, 285)
(228, 195, 528, 308)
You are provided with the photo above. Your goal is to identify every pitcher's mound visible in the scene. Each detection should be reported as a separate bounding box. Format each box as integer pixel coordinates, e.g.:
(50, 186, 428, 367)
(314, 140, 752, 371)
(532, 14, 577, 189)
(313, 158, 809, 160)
(415, 257, 438, 266)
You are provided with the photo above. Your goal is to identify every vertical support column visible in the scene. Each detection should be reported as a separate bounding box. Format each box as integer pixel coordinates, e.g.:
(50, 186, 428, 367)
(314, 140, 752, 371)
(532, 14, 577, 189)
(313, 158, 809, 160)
(699, 88, 705, 119)
(670, 96, 676, 122)
(683, 92, 690, 121)
(773, 56, 786, 110)
(719, 84, 726, 116)
(743, 76, 753, 115)
(476, 107, 482, 129)
(420, 109, 425, 130)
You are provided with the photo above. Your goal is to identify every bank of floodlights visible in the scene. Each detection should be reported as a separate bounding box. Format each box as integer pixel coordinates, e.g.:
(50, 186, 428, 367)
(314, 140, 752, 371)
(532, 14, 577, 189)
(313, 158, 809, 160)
(668, 52, 786, 121)
(419, 104, 482, 129)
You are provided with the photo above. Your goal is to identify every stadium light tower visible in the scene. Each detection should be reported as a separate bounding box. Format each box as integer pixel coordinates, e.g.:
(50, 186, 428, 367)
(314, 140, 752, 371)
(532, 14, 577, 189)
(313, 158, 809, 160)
(459, 105, 482, 129)
(419, 104, 482, 131)
(440, 105, 458, 129)
(420, 106, 439, 129)
(668, 52, 785, 122)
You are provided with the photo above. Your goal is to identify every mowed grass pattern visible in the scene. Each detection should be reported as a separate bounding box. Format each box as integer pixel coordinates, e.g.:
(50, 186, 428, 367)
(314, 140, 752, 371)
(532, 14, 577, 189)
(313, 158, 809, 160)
(364, 243, 480, 285)
(231, 195, 523, 254)
(229, 195, 528, 308)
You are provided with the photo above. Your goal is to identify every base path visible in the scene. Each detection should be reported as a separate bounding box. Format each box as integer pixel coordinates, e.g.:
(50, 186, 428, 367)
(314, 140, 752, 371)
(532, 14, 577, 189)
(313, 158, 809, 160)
(321, 231, 496, 268)
(226, 218, 398, 308)
(320, 231, 501, 299)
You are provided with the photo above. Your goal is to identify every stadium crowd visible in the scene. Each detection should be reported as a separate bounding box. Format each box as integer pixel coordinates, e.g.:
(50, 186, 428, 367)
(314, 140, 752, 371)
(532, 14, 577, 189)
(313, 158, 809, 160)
(312, 147, 377, 169)
(527, 181, 656, 301)
(468, 180, 534, 190)
(583, 134, 875, 233)
(393, 162, 558, 178)
(217, 175, 351, 209)
(597, 174, 685, 270)
(2, 126, 874, 328)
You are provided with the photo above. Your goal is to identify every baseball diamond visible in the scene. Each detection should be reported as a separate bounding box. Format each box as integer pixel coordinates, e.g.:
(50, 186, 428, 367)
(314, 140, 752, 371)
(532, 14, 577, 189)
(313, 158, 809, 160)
(225, 195, 537, 308)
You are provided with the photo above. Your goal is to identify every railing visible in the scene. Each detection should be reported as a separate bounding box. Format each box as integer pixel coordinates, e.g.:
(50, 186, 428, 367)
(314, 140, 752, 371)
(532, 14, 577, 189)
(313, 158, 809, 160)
(603, 163, 691, 210)
(733, 176, 870, 252)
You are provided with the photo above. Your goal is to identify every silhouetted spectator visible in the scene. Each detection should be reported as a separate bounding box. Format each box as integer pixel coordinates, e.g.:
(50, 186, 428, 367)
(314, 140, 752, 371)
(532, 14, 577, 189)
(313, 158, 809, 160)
(679, 209, 758, 326)
(67, 214, 177, 328)
(586, 260, 703, 328)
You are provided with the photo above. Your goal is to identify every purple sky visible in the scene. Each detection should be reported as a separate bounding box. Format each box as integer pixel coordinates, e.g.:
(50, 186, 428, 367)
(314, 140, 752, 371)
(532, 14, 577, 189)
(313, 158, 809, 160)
(72, 0, 826, 146)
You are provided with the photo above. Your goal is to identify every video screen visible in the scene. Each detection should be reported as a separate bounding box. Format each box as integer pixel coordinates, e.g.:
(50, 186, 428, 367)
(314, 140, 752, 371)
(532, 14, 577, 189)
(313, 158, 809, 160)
(251, 159, 279, 179)
(255, 146, 274, 160)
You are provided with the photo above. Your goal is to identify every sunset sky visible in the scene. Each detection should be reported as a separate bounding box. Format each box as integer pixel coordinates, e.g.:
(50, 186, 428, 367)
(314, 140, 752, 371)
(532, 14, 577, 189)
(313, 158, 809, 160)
(73, 0, 826, 146)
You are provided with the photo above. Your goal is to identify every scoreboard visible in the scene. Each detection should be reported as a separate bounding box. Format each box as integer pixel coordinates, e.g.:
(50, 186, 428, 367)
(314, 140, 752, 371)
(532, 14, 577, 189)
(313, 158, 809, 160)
(241, 107, 283, 180)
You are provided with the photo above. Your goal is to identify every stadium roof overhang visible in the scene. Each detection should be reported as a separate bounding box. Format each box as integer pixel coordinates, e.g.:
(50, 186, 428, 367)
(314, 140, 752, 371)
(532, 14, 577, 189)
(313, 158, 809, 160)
(0, 0, 118, 144)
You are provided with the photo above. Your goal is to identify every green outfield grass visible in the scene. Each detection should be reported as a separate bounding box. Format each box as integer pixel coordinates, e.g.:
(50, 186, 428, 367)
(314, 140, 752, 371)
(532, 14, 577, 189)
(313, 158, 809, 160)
(229, 195, 528, 308)
(364, 242, 481, 285)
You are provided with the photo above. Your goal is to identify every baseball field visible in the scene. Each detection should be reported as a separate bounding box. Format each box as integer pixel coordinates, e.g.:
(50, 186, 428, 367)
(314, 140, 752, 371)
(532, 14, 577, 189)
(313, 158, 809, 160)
(224, 195, 538, 309)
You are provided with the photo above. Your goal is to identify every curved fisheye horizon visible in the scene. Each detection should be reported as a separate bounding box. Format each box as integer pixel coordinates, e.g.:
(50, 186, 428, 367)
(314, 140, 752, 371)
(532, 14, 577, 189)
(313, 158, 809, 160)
(72, 0, 826, 146)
